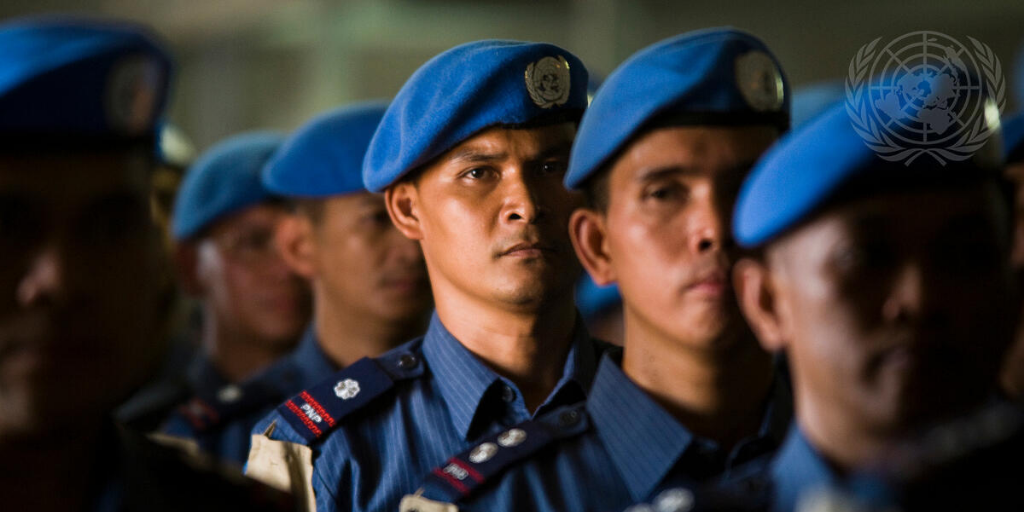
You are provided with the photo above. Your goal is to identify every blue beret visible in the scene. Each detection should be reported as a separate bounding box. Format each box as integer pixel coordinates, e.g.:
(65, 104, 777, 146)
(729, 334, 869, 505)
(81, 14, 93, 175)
(791, 80, 845, 128)
(172, 132, 284, 240)
(263, 101, 387, 197)
(575, 274, 621, 321)
(0, 16, 172, 139)
(1004, 112, 1024, 165)
(564, 28, 789, 189)
(363, 39, 589, 192)
(733, 98, 1004, 248)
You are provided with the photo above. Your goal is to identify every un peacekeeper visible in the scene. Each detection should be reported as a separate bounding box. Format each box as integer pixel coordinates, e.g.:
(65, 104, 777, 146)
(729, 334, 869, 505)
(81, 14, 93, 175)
(155, 132, 312, 457)
(999, 111, 1024, 399)
(160, 102, 433, 465)
(0, 17, 296, 512)
(406, 28, 793, 512)
(245, 40, 605, 512)
(724, 94, 1014, 511)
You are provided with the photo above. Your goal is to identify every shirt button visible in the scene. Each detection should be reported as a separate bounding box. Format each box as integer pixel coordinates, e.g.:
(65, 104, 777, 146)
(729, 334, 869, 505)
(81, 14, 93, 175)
(397, 354, 418, 369)
(501, 385, 515, 403)
(558, 409, 580, 427)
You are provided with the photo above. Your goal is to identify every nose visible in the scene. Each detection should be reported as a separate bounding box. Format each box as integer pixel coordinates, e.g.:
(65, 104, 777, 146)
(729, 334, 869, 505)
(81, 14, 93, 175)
(502, 171, 547, 225)
(688, 193, 724, 255)
(17, 244, 66, 307)
(882, 263, 925, 323)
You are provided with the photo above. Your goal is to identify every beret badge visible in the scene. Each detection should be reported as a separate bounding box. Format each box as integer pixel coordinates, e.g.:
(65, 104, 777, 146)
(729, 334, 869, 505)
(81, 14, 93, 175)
(525, 55, 571, 109)
(734, 50, 784, 112)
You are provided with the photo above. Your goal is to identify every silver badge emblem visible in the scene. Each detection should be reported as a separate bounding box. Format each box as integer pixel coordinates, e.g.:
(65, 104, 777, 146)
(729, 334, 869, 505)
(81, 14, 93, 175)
(496, 428, 527, 447)
(105, 54, 162, 135)
(653, 488, 695, 512)
(468, 442, 498, 463)
(334, 378, 361, 400)
(734, 50, 784, 112)
(216, 385, 242, 403)
(525, 55, 572, 109)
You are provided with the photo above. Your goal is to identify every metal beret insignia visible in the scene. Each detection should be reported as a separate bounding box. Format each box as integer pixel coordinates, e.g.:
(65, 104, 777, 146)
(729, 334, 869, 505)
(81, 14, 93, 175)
(525, 55, 572, 109)
(734, 50, 784, 112)
(105, 54, 162, 135)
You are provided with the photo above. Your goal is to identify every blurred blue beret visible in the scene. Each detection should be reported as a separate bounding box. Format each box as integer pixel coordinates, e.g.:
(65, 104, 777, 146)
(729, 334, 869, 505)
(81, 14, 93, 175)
(263, 101, 387, 197)
(363, 39, 589, 192)
(791, 80, 845, 128)
(1004, 112, 1024, 165)
(575, 274, 621, 322)
(734, 97, 1004, 248)
(172, 132, 284, 240)
(565, 28, 789, 189)
(0, 16, 172, 139)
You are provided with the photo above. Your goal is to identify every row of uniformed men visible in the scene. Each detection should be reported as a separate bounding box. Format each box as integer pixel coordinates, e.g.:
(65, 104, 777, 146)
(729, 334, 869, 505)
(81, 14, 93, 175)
(1, 15, 1023, 512)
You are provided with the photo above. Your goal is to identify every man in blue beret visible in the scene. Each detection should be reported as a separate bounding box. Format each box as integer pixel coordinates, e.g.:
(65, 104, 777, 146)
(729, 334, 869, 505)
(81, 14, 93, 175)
(160, 103, 432, 466)
(245, 39, 604, 512)
(155, 131, 312, 463)
(728, 91, 1013, 510)
(402, 28, 792, 512)
(0, 17, 295, 512)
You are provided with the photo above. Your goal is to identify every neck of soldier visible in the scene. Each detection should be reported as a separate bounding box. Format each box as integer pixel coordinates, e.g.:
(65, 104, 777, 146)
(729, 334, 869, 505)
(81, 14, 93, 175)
(0, 415, 105, 511)
(201, 304, 290, 383)
(434, 285, 578, 414)
(621, 308, 775, 451)
(314, 284, 428, 368)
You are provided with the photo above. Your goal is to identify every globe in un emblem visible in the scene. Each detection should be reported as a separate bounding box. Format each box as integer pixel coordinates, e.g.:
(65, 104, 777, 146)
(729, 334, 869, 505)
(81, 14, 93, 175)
(864, 31, 984, 146)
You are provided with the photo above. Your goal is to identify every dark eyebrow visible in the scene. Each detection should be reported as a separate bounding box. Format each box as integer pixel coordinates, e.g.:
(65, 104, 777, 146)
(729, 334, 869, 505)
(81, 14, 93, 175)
(533, 142, 573, 162)
(635, 160, 760, 184)
(447, 148, 509, 165)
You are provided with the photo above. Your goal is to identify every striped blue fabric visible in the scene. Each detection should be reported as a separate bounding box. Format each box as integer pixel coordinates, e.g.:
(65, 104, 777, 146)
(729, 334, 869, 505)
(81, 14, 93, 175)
(453, 352, 791, 511)
(161, 324, 338, 465)
(250, 311, 600, 512)
(767, 427, 838, 512)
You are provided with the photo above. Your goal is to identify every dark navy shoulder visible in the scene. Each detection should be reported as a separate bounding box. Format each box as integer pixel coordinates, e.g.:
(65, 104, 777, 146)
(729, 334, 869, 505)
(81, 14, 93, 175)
(417, 403, 590, 503)
(169, 373, 288, 435)
(273, 337, 427, 443)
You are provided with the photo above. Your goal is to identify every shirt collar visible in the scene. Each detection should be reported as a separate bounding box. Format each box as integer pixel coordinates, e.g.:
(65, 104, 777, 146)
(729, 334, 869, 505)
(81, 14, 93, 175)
(185, 355, 229, 397)
(770, 425, 839, 512)
(289, 322, 339, 389)
(422, 311, 597, 440)
(588, 351, 695, 502)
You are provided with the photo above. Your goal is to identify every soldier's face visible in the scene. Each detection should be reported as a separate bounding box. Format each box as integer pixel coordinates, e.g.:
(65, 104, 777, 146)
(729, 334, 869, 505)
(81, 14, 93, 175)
(306, 193, 430, 323)
(0, 149, 163, 436)
(191, 204, 310, 350)
(592, 125, 775, 351)
(390, 123, 583, 311)
(756, 185, 1013, 436)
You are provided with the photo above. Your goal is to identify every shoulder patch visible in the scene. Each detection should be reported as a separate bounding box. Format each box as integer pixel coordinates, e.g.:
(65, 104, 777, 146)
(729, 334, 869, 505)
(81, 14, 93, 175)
(174, 377, 284, 434)
(418, 404, 589, 503)
(275, 356, 402, 442)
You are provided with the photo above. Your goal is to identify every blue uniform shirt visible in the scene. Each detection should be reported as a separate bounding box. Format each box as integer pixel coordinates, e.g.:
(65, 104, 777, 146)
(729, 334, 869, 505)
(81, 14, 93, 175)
(419, 351, 790, 511)
(160, 325, 338, 465)
(766, 426, 838, 512)
(250, 312, 601, 512)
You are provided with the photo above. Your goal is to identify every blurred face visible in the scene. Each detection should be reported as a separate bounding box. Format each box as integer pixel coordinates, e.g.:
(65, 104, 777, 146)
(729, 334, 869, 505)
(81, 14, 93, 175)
(590, 125, 776, 349)
(0, 149, 163, 436)
(194, 204, 309, 348)
(308, 193, 431, 322)
(762, 185, 1013, 435)
(391, 123, 583, 310)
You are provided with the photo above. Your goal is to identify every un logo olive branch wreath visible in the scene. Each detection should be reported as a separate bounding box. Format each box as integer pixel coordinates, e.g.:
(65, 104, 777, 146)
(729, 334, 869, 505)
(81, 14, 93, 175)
(845, 33, 1005, 166)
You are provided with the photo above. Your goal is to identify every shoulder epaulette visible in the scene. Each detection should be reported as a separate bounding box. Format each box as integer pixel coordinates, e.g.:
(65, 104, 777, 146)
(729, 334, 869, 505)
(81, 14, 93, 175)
(275, 345, 425, 443)
(418, 403, 590, 503)
(175, 376, 284, 433)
